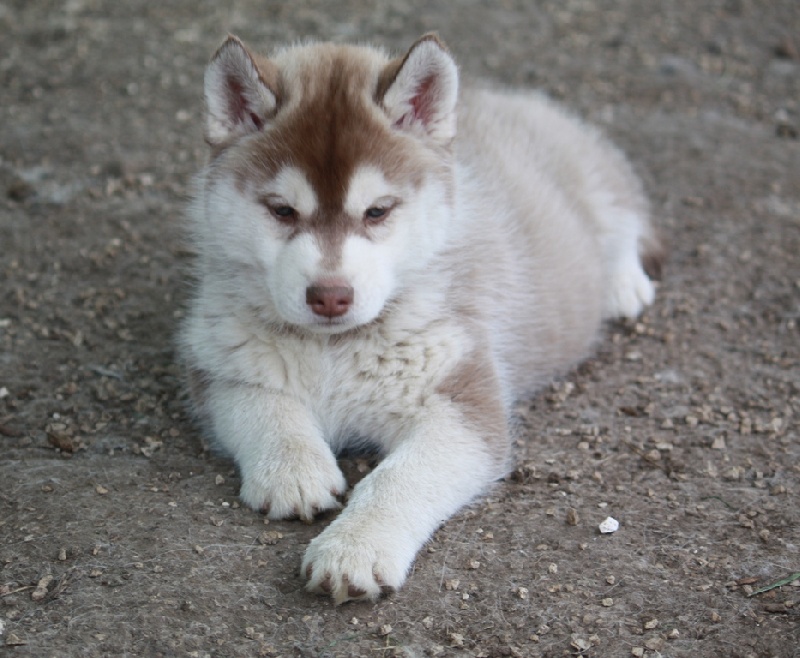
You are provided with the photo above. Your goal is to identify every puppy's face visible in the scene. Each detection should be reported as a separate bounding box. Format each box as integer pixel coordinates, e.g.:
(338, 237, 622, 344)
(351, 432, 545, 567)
(194, 36, 459, 333)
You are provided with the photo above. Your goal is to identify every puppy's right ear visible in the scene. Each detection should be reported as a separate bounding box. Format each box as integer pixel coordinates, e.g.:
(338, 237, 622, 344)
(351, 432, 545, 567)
(204, 36, 279, 146)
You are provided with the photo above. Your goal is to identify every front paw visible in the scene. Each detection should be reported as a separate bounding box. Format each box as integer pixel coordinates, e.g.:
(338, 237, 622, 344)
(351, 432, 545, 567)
(238, 446, 347, 521)
(301, 519, 414, 604)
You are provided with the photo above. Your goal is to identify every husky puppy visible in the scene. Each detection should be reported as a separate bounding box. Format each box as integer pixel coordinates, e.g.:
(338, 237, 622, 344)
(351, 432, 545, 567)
(179, 33, 662, 604)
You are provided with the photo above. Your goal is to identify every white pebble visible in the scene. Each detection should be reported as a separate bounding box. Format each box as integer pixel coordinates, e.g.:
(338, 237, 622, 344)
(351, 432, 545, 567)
(599, 517, 620, 534)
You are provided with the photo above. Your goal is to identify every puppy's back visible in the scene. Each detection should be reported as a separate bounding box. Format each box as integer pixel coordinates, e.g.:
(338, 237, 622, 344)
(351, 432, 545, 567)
(451, 89, 649, 401)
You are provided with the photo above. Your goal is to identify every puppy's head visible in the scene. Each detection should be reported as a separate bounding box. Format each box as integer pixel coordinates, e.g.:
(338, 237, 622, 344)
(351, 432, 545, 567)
(194, 34, 459, 333)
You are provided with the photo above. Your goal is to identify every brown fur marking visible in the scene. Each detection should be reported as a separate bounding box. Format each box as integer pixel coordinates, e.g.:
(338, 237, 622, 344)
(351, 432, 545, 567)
(224, 43, 453, 268)
(436, 348, 510, 473)
(374, 57, 403, 104)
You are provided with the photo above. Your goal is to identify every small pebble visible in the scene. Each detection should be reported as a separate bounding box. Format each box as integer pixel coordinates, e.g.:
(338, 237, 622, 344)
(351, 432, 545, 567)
(571, 637, 591, 652)
(566, 507, 580, 526)
(257, 531, 283, 545)
(599, 517, 620, 533)
(31, 574, 53, 601)
(645, 637, 664, 651)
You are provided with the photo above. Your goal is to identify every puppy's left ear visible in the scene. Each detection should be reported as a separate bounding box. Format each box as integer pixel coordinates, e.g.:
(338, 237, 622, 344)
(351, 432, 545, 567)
(378, 34, 458, 145)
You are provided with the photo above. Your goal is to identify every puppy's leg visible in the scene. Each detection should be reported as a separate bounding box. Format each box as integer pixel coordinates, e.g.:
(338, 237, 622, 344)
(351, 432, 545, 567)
(302, 356, 508, 604)
(207, 382, 346, 520)
(605, 211, 660, 319)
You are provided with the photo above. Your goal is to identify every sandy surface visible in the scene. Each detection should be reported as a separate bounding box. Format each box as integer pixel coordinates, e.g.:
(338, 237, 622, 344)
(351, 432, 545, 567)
(1, 1, 798, 656)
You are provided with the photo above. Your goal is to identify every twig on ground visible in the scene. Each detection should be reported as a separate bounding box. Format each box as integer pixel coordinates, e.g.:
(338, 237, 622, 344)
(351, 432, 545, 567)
(748, 572, 800, 597)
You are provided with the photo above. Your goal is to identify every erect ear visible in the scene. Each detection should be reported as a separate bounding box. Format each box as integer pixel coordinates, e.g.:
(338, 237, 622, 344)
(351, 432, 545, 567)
(378, 34, 459, 144)
(204, 35, 279, 146)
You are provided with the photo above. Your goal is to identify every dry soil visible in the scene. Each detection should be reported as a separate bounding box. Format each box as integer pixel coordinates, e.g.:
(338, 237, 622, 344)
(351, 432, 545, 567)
(1, 1, 798, 657)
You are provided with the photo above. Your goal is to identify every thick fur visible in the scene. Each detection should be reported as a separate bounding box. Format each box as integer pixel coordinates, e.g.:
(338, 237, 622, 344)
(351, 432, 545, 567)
(179, 34, 663, 604)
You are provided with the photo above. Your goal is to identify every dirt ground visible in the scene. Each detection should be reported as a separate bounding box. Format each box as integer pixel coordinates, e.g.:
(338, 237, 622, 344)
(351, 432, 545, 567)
(1, 1, 799, 656)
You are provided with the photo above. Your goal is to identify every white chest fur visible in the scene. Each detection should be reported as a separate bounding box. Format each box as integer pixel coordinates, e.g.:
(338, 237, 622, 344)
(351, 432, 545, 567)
(185, 296, 471, 450)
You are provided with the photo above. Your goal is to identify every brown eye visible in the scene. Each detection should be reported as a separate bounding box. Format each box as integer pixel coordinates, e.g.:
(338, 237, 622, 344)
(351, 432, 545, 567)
(260, 197, 298, 224)
(364, 206, 388, 222)
(272, 205, 296, 219)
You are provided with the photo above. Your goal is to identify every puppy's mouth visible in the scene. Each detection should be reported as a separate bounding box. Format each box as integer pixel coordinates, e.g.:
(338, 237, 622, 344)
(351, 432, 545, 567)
(310, 316, 351, 328)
